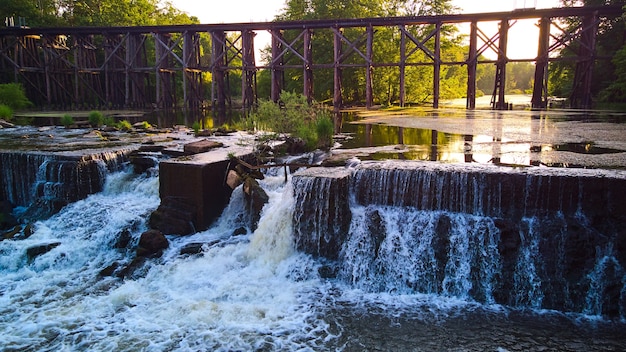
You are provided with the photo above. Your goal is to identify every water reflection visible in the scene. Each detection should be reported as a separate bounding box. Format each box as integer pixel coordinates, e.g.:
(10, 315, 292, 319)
(338, 108, 626, 169)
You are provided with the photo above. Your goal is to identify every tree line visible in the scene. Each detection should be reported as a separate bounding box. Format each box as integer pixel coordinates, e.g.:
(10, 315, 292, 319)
(1, 0, 625, 107)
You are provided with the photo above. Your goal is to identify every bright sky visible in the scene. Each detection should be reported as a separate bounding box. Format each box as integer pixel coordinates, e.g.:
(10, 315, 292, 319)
(169, 0, 564, 59)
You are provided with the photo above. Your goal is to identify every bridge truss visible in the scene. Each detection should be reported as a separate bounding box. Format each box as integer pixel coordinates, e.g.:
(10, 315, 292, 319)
(0, 6, 622, 113)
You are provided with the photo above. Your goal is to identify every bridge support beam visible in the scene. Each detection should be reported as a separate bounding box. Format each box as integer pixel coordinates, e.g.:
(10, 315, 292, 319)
(270, 29, 284, 102)
(532, 17, 551, 110)
(241, 29, 256, 112)
(570, 11, 599, 109)
(211, 30, 227, 116)
(492, 19, 509, 110)
(466, 21, 478, 110)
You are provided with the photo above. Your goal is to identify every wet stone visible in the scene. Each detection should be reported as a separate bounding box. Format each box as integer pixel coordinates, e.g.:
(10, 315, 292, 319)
(183, 139, 224, 154)
(26, 242, 61, 261)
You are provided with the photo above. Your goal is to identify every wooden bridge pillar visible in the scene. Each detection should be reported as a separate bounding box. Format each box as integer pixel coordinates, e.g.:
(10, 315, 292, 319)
(154, 33, 174, 109)
(466, 21, 478, 110)
(570, 11, 598, 109)
(211, 30, 227, 115)
(73, 35, 104, 108)
(433, 22, 441, 109)
(270, 29, 284, 102)
(532, 17, 551, 109)
(303, 29, 314, 104)
(241, 29, 257, 112)
(183, 31, 203, 111)
(333, 27, 343, 113)
(492, 19, 509, 110)
(399, 25, 406, 107)
(365, 26, 374, 109)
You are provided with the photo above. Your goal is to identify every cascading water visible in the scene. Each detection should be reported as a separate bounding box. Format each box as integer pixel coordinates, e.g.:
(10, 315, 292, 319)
(0, 150, 130, 220)
(0, 165, 338, 351)
(2, 159, 626, 351)
(293, 160, 626, 319)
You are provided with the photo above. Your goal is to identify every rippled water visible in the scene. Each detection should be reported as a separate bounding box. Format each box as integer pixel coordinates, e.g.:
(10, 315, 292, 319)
(1, 167, 625, 351)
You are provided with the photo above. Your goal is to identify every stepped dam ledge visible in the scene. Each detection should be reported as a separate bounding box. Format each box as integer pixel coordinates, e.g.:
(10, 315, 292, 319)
(0, 150, 131, 219)
(292, 161, 626, 318)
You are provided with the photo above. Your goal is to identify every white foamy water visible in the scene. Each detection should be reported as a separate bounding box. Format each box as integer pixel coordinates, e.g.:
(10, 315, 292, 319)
(2, 165, 625, 351)
(0, 169, 334, 351)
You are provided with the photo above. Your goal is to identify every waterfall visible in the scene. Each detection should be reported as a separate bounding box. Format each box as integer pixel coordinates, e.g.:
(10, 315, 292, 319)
(292, 160, 626, 318)
(0, 150, 131, 219)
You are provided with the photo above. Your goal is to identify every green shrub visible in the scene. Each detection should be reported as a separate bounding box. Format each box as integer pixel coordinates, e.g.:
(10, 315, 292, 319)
(192, 121, 201, 134)
(0, 83, 32, 110)
(315, 113, 334, 149)
(88, 111, 104, 127)
(60, 114, 75, 127)
(103, 116, 116, 126)
(0, 104, 13, 120)
(295, 124, 318, 151)
(140, 121, 152, 129)
(250, 91, 335, 151)
(116, 120, 132, 131)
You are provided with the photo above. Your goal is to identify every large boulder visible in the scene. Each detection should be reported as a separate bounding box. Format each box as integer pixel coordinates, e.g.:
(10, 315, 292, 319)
(136, 230, 168, 257)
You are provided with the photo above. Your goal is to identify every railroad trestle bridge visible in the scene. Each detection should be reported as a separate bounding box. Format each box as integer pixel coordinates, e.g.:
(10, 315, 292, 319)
(0, 5, 623, 115)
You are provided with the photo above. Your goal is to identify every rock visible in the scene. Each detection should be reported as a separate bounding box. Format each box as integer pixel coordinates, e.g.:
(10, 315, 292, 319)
(0, 119, 15, 128)
(26, 242, 61, 261)
(114, 229, 132, 249)
(23, 223, 35, 239)
(136, 230, 168, 257)
(129, 153, 158, 174)
(99, 262, 120, 277)
(183, 139, 223, 154)
(138, 144, 166, 153)
(179, 242, 206, 256)
(233, 227, 248, 236)
(243, 177, 269, 229)
(226, 170, 244, 189)
(148, 197, 196, 235)
(116, 257, 149, 279)
(2, 225, 22, 241)
(179, 240, 220, 256)
(0, 201, 18, 230)
(195, 130, 213, 137)
(275, 137, 306, 154)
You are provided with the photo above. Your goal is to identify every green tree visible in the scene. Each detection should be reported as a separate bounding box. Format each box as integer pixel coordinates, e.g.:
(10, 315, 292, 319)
(0, 0, 61, 26)
(548, 0, 626, 105)
(274, 0, 461, 106)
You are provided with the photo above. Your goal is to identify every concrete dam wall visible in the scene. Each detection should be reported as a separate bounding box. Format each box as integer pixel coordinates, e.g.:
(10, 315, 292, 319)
(292, 161, 626, 318)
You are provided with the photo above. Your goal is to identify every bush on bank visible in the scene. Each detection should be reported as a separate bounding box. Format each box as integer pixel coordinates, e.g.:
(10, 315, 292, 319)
(249, 91, 334, 151)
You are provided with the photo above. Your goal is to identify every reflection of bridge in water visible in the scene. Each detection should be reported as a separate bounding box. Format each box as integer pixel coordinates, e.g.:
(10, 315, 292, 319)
(0, 6, 623, 115)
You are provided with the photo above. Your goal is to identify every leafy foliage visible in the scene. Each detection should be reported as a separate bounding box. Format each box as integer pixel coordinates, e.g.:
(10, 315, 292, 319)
(116, 120, 132, 131)
(60, 114, 75, 127)
(0, 104, 13, 120)
(251, 91, 334, 151)
(0, 0, 199, 27)
(0, 83, 32, 110)
(88, 111, 104, 127)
